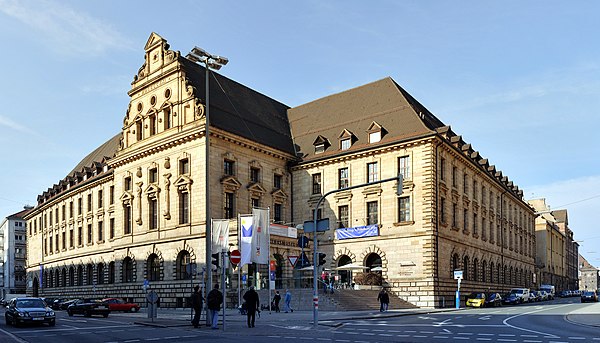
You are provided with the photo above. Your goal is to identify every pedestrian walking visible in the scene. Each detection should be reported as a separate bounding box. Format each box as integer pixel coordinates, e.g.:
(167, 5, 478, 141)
(190, 285, 203, 328)
(207, 283, 223, 329)
(243, 286, 260, 328)
(273, 290, 281, 313)
(284, 289, 293, 313)
(377, 288, 389, 312)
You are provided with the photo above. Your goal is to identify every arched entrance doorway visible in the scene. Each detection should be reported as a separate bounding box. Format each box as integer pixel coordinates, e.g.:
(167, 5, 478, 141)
(365, 253, 383, 286)
(337, 255, 352, 287)
(33, 277, 39, 297)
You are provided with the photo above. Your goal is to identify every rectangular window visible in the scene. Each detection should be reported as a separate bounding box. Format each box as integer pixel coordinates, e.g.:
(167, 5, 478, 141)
(164, 108, 171, 130)
(78, 198, 82, 215)
(149, 168, 158, 183)
(149, 114, 156, 136)
(125, 176, 132, 191)
(274, 203, 282, 223)
(341, 138, 351, 150)
(473, 213, 478, 235)
(124, 206, 132, 234)
(338, 205, 349, 228)
(452, 166, 457, 187)
(315, 144, 325, 154)
(98, 221, 103, 242)
(69, 201, 73, 218)
(481, 187, 486, 205)
(224, 160, 234, 176)
(109, 186, 115, 205)
(338, 168, 349, 189)
(179, 192, 189, 224)
(225, 193, 234, 219)
(69, 229, 74, 248)
(251, 198, 259, 209)
(78, 226, 82, 246)
(463, 209, 468, 231)
(473, 180, 478, 201)
(398, 196, 411, 222)
(62, 205, 66, 221)
(273, 174, 282, 189)
(312, 173, 322, 195)
(250, 167, 260, 183)
(463, 173, 468, 194)
(369, 131, 381, 143)
(87, 224, 92, 244)
(452, 203, 457, 227)
(179, 158, 189, 175)
(136, 121, 143, 141)
(55, 208, 58, 223)
(398, 156, 411, 180)
(87, 193, 92, 212)
(109, 218, 115, 239)
(149, 198, 158, 230)
(440, 158, 446, 181)
(62, 231, 66, 250)
(367, 162, 378, 183)
(367, 201, 378, 225)
(98, 190, 103, 208)
(49, 236, 53, 253)
(55, 234, 59, 252)
(440, 197, 446, 223)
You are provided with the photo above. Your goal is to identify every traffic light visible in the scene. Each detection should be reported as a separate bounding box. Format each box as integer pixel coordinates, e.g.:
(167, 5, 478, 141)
(211, 252, 220, 270)
(318, 253, 326, 266)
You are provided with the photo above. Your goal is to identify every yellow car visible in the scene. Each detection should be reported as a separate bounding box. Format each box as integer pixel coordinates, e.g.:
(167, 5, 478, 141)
(466, 292, 486, 308)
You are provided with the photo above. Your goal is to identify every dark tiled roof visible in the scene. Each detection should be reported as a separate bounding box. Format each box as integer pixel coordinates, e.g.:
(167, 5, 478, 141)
(7, 208, 31, 220)
(180, 57, 295, 156)
(68, 133, 121, 176)
(287, 77, 445, 161)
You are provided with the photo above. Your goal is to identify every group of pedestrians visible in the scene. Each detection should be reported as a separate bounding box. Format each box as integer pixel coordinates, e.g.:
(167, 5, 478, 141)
(190, 285, 294, 329)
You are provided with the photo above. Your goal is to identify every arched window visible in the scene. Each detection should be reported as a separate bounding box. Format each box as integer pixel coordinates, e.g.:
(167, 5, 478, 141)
(61, 268, 67, 287)
(97, 263, 105, 285)
(473, 258, 479, 282)
(147, 254, 161, 281)
(55, 269, 60, 287)
(69, 267, 75, 287)
(123, 257, 134, 283)
(86, 264, 94, 285)
(482, 261, 487, 283)
(452, 253, 459, 275)
(463, 256, 469, 281)
(77, 265, 83, 286)
(176, 250, 191, 280)
(108, 262, 115, 284)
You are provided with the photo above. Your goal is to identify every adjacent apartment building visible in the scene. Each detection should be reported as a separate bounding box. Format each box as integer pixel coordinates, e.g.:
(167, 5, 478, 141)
(24, 33, 536, 308)
(579, 254, 598, 291)
(1, 208, 29, 298)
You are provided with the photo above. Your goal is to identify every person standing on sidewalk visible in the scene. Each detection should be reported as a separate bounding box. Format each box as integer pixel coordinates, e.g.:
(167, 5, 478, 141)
(207, 283, 223, 329)
(243, 286, 260, 328)
(377, 288, 389, 312)
(284, 289, 293, 313)
(191, 285, 203, 328)
(273, 290, 281, 313)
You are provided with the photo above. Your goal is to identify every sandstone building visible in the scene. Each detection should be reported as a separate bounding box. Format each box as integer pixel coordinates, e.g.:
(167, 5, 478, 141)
(24, 33, 536, 308)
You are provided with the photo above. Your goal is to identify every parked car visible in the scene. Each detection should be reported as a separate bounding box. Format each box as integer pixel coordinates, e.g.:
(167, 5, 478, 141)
(103, 298, 140, 312)
(509, 288, 531, 303)
(67, 298, 110, 317)
(4, 297, 56, 327)
(466, 292, 486, 308)
(484, 293, 502, 307)
(529, 291, 540, 302)
(558, 290, 570, 297)
(538, 290, 549, 301)
(581, 290, 599, 303)
(59, 299, 77, 310)
(502, 293, 520, 305)
(50, 298, 70, 310)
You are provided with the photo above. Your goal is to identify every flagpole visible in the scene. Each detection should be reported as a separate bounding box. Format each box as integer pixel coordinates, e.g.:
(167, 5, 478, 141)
(268, 207, 272, 314)
(237, 213, 241, 308)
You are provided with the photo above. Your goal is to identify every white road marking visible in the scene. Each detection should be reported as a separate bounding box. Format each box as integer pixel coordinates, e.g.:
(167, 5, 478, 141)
(568, 337, 586, 340)
(476, 339, 492, 341)
(433, 336, 449, 339)
(502, 304, 572, 338)
(523, 340, 542, 343)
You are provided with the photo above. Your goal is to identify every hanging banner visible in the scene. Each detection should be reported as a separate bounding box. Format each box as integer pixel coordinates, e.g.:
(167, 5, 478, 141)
(335, 224, 379, 240)
(212, 219, 230, 253)
(240, 215, 253, 267)
(251, 208, 270, 264)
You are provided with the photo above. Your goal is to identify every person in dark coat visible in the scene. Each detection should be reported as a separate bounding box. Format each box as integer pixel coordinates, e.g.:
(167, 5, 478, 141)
(190, 285, 203, 328)
(207, 283, 223, 329)
(377, 288, 390, 312)
(273, 290, 281, 313)
(243, 286, 260, 328)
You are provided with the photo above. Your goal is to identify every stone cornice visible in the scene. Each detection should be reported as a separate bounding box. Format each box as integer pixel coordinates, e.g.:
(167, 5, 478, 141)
(212, 128, 296, 162)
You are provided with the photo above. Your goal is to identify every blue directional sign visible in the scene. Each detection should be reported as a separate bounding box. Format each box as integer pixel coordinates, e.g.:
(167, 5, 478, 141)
(303, 218, 330, 233)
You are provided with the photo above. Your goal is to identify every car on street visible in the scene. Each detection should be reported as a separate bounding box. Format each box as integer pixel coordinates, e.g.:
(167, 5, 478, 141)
(466, 292, 486, 308)
(4, 297, 56, 327)
(484, 292, 502, 307)
(509, 288, 531, 303)
(581, 290, 599, 303)
(67, 298, 110, 317)
(538, 290, 549, 301)
(529, 291, 540, 302)
(502, 293, 520, 305)
(50, 298, 70, 310)
(58, 299, 77, 310)
(103, 298, 140, 312)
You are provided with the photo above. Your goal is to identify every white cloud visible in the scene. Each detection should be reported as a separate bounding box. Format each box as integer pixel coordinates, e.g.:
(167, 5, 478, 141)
(0, 0, 132, 56)
(0, 114, 38, 136)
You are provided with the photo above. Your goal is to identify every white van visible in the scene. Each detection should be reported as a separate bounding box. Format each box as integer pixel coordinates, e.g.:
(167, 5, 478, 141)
(509, 288, 531, 303)
(540, 284, 555, 299)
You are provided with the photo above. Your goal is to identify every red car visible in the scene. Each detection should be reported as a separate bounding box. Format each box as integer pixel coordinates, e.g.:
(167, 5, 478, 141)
(103, 298, 140, 312)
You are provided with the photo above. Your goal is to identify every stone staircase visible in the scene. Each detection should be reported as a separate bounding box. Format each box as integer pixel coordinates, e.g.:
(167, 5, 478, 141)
(322, 289, 418, 311)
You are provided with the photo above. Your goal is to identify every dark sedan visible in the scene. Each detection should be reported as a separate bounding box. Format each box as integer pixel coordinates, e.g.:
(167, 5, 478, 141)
(502, 293, 520, 305)
(4, 297, 56, 327)
(67, 298, 110, 317)
(484, 292, 503, 307)
(581, 290, 598, 303)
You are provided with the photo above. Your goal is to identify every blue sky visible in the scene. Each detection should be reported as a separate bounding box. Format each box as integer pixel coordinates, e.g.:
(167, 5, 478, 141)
(1, 1, 599, 265)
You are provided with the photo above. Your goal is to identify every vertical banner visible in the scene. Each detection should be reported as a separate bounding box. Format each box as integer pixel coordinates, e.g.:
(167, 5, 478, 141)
(251, 208, 270, 264)
(212, 219, 230, 253)
(240, 215, 253, 267)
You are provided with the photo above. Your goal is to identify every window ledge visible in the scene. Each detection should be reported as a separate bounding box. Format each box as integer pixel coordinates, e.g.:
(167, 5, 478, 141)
(393, 221, 415, 226)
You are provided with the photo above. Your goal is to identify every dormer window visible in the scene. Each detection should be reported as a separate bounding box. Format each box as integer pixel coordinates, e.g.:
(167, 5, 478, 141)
(338, 129, 355, 151)
(341, 138, 351, 150)
(367, 121, 386, 144)
(313, 135, 330, 154)
(315, 144, 325, 154)
(369, 131, 381, 143)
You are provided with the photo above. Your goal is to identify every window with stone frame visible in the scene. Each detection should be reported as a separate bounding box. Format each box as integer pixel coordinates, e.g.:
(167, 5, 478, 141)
(61, 231, 66, 250)
(440, 158, 446, 181)
(452, 203, 458, 228)
(97, 190, 103, 209)
(340, 138, 351, 150)
(398, 196, 411, 222)
(463, 209, 468, 232)
(125, 176, 132, 191)
(109, 186, 115, 205)
(122, 257, 134, 283)
(369, 131, 381, 143)
(250, 167, 260, 183)
(176, 250, 191, 280)
(312, 173, 322, 195)
(86, 264, 93, 285)
(224, 159, 235, 176)
(149, 168, 158, 184)
(473, 213, 478, 236)
(97, 263, 105, 284)
(274, 203, 282, 223)
(147, 254, 160, 281)
(440, 197, 446, 224)
(398, 155, 411, 180)
(149, 113, 157, 136)
(338, 205, 349, 228)
(136, 120, 143, 141)
(77, 226, 82, 246)
(124, 205, 132, 234)
(463, 173, 468, 194)
(179, 191, 189, 224)
(367, 201, 378, 225)
(109, 218, 115, 239)
(69, 228, 74, 248)
(367, 162, 378, 183)
(273, 174, 282, 189)
(179, 158, 189, 175)
(163, 107, 171, 130)
(473, 180, 478, 201)
(338, 168, 349, 189)
(87, 193, 92, 212)
(452, 166, 457, 187)
(69, 201, 73, 218)
(87, 224, 93, 244)
(149, 197, 158, 229)
(225, 192, 235, 219)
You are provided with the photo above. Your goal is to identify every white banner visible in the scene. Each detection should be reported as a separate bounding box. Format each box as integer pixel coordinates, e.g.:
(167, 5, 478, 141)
(269, 223, 297, 238)
(251, 208, 270, 264)
(212, 219, 230, 253)
(240, 215, 253, 267)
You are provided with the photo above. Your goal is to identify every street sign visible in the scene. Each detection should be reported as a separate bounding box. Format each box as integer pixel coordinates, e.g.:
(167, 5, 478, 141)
(288, 255, 298, 267)
(230, 249, 241, 265)
(296, 251, 310, 269)
(303, 218, 330, 233)
(242, 274, 247, 284)
(143, 279, 149, 292)
(453, 270, 463, 280)
(146, 290, 159, 304)
(297, 236, 309, 248)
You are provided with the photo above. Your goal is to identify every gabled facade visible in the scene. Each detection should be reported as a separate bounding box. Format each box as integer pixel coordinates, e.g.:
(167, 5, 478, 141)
(579, 254, 599, 291)
(1, 207, 30, 297)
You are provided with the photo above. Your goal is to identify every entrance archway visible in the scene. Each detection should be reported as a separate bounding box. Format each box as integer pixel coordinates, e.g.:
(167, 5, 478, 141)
(337, 255, 352, 286)
(365, 253, 382, 271)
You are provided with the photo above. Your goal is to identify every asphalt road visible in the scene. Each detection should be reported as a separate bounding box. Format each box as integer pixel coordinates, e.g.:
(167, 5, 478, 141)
(1, 297, 599, 343)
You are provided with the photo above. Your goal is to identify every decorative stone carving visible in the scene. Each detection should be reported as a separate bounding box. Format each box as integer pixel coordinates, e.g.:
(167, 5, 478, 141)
(136, 182, 143, 225)
(163, 173, 171, 220)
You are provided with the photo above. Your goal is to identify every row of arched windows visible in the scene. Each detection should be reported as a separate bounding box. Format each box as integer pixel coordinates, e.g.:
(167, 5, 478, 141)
(451, 253, 531, 286)
(41, 250, 192, 288)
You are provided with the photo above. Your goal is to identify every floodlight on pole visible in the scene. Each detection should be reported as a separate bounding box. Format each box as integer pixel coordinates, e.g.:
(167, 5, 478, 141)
(186, 46, 228, 326)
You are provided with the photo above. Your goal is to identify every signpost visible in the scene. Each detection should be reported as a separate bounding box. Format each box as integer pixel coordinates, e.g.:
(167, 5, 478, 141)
(230, 249, 241, 265)
(454, 270, 463, 309)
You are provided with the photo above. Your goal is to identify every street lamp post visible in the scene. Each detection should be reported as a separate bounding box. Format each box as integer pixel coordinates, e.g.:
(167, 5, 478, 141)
(311, 173, 403, 327)
(185, 47, 228, 317)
